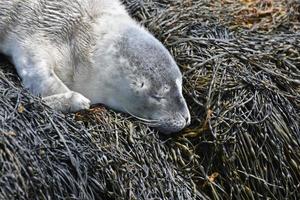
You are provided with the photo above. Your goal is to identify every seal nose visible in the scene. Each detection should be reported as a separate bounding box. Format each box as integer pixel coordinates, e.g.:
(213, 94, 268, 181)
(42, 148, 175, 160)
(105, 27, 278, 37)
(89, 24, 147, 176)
(180, 107, 191, 127)
(184, 113, 191, 126)
(180, 98, 191, 127)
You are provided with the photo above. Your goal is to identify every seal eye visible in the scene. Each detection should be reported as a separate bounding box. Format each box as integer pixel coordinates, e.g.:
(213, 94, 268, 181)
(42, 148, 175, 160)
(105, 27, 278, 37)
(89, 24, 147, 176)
(152, 95, 164, 101)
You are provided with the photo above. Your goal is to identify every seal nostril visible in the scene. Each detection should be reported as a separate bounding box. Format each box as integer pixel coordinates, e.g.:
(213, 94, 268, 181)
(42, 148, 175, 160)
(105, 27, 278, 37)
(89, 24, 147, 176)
(185, 115, 191, 126)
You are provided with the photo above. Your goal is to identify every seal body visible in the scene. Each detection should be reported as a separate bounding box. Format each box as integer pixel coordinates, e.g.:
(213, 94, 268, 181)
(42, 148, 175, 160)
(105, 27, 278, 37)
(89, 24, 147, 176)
(0, 0, 190, 133)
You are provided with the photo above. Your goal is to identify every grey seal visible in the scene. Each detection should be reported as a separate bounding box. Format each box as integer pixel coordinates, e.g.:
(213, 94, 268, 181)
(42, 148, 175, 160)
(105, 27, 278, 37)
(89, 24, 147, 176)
(0, 0, 190, 133)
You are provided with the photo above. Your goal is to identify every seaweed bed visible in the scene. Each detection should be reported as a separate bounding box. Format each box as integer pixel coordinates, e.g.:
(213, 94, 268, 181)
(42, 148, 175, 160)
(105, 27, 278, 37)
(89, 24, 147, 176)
(0, 0, 299, 199)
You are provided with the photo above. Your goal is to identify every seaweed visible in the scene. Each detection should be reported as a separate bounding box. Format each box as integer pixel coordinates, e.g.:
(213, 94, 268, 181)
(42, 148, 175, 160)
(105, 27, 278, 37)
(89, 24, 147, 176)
(1, 0, 300, 199)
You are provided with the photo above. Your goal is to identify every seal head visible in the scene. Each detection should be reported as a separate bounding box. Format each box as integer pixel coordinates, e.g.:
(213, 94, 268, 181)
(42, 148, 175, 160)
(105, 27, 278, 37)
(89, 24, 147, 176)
(91, 26, 191, 134)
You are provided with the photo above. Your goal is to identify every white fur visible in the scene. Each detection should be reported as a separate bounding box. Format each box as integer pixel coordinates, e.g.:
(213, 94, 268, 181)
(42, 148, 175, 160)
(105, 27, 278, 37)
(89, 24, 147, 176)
(0, 0, 132, 112)
(0, 0, 191, 133)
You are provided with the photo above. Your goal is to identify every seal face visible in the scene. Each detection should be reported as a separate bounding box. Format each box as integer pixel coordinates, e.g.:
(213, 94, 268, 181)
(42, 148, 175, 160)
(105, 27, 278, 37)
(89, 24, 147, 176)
(0, 0, 190, 134)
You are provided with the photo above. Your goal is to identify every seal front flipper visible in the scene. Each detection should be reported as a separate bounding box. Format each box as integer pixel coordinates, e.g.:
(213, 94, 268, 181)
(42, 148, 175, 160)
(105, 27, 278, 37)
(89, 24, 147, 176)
(43, 92, 91, 113)
(11, 46, 91, 112)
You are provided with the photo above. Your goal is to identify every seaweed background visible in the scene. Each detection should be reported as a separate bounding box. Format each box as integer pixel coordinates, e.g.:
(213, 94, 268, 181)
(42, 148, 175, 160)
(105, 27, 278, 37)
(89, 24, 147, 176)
(1, 0, 300, 199)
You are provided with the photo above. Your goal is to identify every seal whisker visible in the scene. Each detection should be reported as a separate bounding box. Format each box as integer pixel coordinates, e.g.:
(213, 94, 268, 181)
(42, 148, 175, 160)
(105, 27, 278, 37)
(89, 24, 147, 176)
(160, 109, 173, 118)
(122, 106, 160, 124)
(140, 122, 161, 127)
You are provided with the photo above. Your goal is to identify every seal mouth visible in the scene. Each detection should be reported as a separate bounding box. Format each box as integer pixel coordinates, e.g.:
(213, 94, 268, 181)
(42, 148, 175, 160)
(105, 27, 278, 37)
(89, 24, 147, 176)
(154, 114, 191, 134)
(122, 106, 191, 134)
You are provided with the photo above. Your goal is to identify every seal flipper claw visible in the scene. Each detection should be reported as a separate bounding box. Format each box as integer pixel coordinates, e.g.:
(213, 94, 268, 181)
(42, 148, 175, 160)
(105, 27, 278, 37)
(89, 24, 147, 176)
(43, 92, 91, 113)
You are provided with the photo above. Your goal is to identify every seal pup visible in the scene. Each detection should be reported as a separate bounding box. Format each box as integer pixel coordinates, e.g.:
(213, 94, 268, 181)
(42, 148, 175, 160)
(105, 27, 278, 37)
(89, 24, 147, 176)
(0, 0, 190, 133)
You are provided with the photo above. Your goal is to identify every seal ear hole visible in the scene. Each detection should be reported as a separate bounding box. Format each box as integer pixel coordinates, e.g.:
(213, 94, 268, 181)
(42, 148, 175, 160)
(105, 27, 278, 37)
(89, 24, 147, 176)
(132, 80, 145, 89)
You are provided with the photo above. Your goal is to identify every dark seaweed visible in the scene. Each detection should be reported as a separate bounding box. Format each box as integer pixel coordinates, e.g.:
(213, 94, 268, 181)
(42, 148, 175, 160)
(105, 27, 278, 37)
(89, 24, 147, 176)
(1, 0, 300, 199)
